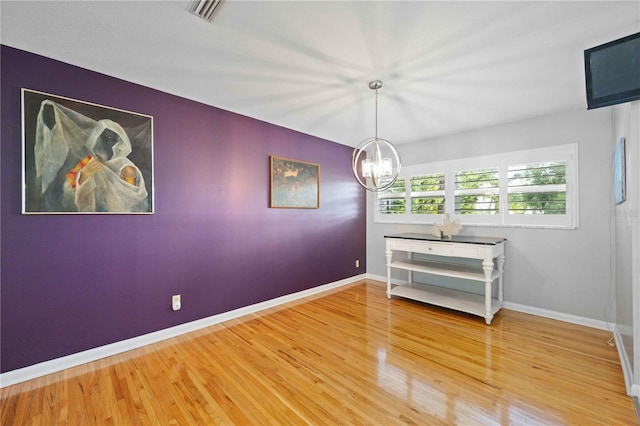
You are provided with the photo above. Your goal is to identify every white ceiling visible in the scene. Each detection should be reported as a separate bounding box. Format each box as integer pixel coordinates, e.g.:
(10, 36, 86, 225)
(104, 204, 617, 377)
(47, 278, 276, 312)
(1, 1, 639, 147)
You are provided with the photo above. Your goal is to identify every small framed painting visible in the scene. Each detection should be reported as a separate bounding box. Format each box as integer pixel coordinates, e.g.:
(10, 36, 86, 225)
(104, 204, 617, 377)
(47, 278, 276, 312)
(614, 137, 626, 205)
(270, 156, 320, 209)
(22, 89, 154, 214)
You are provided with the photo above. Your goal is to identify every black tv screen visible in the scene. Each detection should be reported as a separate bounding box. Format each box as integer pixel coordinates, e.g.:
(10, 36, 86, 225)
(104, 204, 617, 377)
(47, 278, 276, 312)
(584, 32, 640, 109)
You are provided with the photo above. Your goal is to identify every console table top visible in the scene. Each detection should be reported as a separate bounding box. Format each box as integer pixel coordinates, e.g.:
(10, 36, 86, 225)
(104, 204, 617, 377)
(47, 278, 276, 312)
(384, 233, 506, 245)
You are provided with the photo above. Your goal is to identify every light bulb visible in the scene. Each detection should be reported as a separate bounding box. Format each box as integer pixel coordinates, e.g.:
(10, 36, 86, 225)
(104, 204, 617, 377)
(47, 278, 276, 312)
(361, 159, 372, 178)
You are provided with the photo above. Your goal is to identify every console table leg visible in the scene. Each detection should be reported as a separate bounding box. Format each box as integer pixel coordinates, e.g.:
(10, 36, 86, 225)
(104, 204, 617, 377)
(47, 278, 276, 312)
(482, 259, 494, 325)
(497, 253, 505, 303)
(385, 248, 393, 299)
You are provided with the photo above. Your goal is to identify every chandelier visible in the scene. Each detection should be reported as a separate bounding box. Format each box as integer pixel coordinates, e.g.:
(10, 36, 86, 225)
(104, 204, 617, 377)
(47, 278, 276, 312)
(352, 80, 401, 192)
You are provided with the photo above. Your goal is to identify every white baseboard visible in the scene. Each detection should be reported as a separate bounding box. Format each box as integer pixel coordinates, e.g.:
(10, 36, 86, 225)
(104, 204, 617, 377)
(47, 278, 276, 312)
(366, 273, 403, 285)
(613, 324, 635, 396)
(0, 274, 366, 388)
(368, 274, 612, 331)
(0, 274, 618, 388)
(502, 301, 611, 331)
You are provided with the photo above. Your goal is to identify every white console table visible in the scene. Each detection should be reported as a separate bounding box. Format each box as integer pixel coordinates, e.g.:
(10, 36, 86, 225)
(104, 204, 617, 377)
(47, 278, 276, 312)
(385, 233, 506, 325)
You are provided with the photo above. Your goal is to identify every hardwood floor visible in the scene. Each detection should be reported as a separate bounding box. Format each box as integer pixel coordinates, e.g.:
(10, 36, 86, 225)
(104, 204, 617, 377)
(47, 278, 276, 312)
(1, 279, 637, 425)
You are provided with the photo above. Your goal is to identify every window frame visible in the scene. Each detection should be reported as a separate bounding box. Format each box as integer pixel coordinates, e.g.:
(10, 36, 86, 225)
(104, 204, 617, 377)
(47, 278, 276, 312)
(373, 143, 579, 229)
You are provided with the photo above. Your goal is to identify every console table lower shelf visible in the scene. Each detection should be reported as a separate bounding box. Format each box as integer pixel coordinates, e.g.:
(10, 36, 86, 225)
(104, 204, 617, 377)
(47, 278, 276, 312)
(389, 283, 502, 320)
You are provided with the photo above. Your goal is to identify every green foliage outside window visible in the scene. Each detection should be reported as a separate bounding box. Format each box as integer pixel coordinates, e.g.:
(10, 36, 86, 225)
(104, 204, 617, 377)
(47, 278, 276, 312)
(378, 161, 568, 217)
(455, 195, 500, 214)
(455, 169, 499, 214)
(508, 162, 566, 214)
(411, 197, 445, 214)
(455, 169, 500, 190)
(374, 145, 575, 227)
(411, 174, 445, 214)
(378, 179, 406, 214)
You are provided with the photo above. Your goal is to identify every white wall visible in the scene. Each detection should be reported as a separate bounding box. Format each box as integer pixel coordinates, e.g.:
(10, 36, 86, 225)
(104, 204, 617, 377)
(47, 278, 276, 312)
(612, 101, 640, 396)
(367, 107, 614, 320)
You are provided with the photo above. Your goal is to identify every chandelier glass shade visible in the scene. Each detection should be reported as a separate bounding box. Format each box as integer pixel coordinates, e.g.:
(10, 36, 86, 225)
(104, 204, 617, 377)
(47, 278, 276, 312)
(352, 80, 401, 192)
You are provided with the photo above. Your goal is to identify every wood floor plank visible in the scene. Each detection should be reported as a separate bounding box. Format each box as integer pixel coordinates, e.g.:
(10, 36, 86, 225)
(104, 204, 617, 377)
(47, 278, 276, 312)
(1, 280, 637, 425)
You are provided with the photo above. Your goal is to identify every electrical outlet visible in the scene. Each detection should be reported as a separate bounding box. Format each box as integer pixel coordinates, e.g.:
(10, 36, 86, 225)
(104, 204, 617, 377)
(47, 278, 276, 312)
(355, 260, 360, 268)
(172, 294, 181, 311)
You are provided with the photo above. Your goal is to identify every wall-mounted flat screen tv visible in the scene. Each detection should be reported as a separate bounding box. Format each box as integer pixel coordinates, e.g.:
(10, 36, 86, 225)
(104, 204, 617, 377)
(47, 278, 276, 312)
(584, 32, 640, 109)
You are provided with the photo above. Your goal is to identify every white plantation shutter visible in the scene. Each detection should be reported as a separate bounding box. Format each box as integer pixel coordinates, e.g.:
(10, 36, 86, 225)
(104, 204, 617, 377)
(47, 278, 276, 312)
(507, 162, 566, 215)
(374, 144, 578, 229)
(411, 174, 446, 215)
(454, 168, 500, 215)
(378, 178, 406, 215)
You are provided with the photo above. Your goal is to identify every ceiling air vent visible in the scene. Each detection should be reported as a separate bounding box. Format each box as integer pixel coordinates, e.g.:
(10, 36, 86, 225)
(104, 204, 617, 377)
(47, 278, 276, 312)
(188, 0, 223, 22)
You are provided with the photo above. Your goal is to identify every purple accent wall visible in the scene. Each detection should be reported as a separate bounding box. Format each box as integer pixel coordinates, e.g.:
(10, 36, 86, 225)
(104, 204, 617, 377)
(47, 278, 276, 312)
(1, 46, 366, 373)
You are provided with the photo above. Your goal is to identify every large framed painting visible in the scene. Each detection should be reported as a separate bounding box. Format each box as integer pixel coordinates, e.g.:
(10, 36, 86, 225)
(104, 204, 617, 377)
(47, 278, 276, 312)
(270, 156, 320, 209)
(22, 89, 154, 214)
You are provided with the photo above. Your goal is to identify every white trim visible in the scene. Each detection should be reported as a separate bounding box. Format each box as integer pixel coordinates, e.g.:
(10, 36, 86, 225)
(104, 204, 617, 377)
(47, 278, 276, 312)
(368, 274, 611, 330)
(502, 301, 611, 330)
(1, 275, 615, 388)
(613, 324, 635, 396)
(366, 273, 406, 286)
(0, 275, 365, 388)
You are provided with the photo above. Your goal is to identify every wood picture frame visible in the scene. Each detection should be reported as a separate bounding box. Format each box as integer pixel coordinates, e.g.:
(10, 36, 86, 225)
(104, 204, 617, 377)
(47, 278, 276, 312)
(22, 89, 154, 214)
(270, 156, 320, 209)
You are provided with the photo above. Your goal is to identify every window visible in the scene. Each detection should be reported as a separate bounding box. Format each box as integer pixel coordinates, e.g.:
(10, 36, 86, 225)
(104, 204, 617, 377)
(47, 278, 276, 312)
(454, 168, 499, 215)
(378, 179, 406, 214)
(374, 144, 578, 229)
(411, 174, 445, 215)
(507, 162, 566, 215)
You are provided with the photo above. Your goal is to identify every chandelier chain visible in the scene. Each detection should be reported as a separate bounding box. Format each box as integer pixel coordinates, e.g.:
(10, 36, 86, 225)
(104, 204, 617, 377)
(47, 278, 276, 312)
(374, 87, 378, 139)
